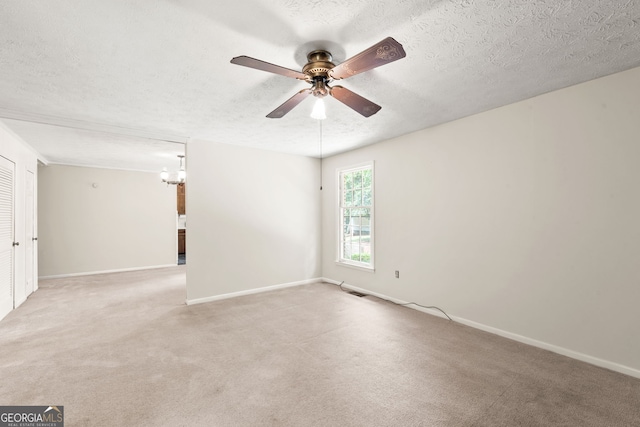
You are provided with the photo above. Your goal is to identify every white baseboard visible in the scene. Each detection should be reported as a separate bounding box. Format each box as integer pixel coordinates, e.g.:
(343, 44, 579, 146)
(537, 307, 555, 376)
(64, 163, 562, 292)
(321, 277, 640, 380)
(38, 264, 179, 280)
(14, 296, 27, 309)
(186, 277, 322, 306)
(321, 277, 452, 320)
(452, 316, 640, 379)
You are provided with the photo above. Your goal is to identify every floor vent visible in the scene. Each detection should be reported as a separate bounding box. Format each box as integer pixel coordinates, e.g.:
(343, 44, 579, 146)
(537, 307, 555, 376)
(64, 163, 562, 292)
(348, 291, 367, 297)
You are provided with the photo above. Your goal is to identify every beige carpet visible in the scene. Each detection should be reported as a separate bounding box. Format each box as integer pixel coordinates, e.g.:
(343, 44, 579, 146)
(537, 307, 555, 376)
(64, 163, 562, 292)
(1, 266, 639, 426)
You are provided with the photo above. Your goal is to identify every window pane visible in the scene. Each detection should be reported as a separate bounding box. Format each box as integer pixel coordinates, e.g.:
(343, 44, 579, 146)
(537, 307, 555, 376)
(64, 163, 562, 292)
(363, 169, 372, 188)
(342, 208, 351, 234)
(347, 235, 360, 261)
(353, 171, 362, 188)
(354, 189, 362, 206)
(360, 209, 370, 236)
(341, 208, 350, 259)
(352, 215, 361, 236)
(363, 188, 371, 206)
(342, 239, 350, 259)
(344, 173, 353, 190)
(344, 190, 353, 206)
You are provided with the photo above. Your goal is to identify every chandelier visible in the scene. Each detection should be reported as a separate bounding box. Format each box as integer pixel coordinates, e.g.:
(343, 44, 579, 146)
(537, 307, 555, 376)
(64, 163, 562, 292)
(161, 155, 186, 185)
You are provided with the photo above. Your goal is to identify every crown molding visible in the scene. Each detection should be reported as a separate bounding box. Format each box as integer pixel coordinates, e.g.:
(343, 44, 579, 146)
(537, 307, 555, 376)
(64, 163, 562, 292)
(0, 107, 188, 144)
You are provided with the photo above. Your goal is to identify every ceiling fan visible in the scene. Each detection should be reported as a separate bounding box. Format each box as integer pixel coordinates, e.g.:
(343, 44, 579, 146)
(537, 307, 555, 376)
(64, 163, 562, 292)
(230, 37, 406, 119)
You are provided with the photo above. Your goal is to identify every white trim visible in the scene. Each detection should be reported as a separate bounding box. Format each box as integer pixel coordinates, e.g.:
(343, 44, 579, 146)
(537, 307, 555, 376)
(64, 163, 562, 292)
(452, 316, 640, 379)
(43, 161, 169, 175)
(0, 121, 48, 163)
(0, 108, 188, 144)
(186, 277, 322, 306)
(336, 161, 375, 269)
(337, 161, 375, 174)
(321, 278, 640, 379)
(38, 264, 178, 280)
(14, 295, 27, 309)
(333, 261, 375, 273)
(322, 278, 448, 319)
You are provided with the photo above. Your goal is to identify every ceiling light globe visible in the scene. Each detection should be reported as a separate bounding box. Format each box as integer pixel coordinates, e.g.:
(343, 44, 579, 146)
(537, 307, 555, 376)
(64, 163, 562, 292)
(311, 98, 326, 120)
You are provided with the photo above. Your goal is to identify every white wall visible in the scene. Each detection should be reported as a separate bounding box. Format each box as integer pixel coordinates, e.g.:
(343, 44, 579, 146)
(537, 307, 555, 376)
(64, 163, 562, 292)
(322, 66, 640, 376)
(186, 140, 321, 303)
(38, 165, 177, 277)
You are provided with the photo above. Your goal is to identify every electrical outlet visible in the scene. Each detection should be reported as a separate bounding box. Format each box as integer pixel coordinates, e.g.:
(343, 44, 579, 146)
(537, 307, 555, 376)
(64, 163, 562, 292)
(395, 270, 400, 279)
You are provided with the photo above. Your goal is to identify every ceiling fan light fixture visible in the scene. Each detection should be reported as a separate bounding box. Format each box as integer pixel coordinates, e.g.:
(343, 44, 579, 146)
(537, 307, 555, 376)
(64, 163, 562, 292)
(311, 98, 326, 120)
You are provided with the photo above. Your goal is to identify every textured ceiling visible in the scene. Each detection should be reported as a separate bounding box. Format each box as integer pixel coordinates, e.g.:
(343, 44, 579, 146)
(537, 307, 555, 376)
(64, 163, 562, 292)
(1, 0, 639, 172)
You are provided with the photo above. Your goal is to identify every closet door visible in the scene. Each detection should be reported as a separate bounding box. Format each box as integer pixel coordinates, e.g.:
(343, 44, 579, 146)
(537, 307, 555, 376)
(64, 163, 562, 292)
(25, 170, 35, 297)
(0, 156, 15, 320)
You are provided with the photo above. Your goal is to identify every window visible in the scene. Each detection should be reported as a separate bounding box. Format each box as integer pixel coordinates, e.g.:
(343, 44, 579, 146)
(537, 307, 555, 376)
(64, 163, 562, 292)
(338, 162, 374, 269)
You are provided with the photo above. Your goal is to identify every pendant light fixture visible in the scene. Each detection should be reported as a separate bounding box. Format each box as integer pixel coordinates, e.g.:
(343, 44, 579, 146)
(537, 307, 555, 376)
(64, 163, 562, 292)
(161, 155, 186, 185)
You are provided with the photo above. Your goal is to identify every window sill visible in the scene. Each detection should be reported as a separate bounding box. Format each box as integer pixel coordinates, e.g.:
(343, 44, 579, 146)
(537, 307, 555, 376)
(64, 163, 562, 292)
(335, 261, 375, 273)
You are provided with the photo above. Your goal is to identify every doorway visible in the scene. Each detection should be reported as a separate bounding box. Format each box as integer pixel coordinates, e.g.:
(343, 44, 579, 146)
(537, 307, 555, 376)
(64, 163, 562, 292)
(177, 183, 186, 265)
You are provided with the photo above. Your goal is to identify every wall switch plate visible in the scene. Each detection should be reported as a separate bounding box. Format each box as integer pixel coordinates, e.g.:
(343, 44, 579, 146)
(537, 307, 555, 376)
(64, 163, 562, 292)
(395, 270, 399, 278)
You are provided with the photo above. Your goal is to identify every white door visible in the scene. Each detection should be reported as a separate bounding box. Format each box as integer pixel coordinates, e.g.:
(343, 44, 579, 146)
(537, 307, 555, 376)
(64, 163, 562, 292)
(0, 156, 15, 320)
(25, 170, 35, 297)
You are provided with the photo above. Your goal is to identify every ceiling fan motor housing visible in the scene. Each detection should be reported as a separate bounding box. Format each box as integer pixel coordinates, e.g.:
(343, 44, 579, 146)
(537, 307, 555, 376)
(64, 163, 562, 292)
(303, 50, 335, 78)
(303, 50, 335, 97)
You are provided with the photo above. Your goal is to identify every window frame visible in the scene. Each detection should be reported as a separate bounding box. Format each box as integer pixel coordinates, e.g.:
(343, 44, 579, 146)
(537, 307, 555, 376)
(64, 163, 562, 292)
(336, 161, 374, 271)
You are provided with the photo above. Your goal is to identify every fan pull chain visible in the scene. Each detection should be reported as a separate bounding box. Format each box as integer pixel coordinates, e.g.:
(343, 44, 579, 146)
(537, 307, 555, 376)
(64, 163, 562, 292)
(319, 119, 323, 191)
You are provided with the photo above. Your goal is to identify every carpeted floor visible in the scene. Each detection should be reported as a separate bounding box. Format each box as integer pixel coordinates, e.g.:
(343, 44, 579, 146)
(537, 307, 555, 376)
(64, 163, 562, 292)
(1, 266, 639, 426)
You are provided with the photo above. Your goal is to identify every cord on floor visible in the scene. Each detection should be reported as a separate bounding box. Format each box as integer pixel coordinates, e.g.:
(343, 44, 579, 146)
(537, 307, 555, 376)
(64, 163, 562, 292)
(336, 280, 453, 321)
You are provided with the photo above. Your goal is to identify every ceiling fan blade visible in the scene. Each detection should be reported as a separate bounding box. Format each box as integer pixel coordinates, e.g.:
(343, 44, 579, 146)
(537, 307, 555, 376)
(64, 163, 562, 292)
(329, 37, 406, 80)
(330, 86, 381, 117)
(230, 56, 308, 80)
(267, 89, 312, 118)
